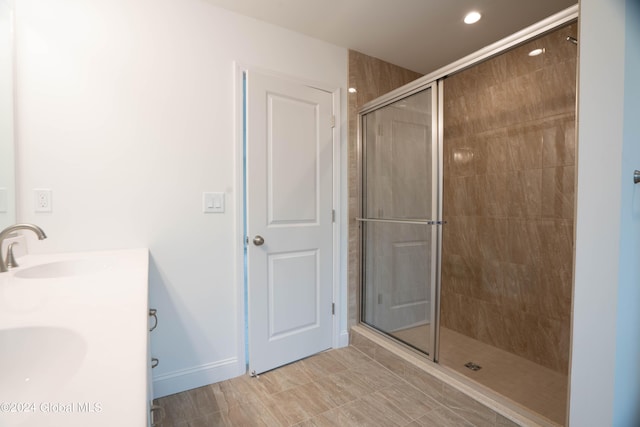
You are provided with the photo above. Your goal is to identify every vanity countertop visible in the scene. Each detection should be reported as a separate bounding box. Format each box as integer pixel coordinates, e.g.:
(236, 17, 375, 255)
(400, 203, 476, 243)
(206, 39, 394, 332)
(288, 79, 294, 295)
(0, 248, 149, 427)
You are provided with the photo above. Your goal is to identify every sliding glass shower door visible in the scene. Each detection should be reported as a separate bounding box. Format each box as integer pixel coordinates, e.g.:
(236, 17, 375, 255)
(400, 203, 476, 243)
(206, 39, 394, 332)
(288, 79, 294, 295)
(359, 82, 440, 358)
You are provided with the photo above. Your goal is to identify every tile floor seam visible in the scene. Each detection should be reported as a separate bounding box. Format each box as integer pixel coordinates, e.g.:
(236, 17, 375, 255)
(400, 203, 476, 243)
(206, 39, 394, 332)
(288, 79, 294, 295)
(350, 340, 506, 426)
(261, 403, 305, 427)
(257, 357, 380, 426)
(263, 387, 323, 427)
(302, 391, 390, 427)
(349, 344, 477, 426)
(351, 345, 441, 402)
(372, 385, 430, 423)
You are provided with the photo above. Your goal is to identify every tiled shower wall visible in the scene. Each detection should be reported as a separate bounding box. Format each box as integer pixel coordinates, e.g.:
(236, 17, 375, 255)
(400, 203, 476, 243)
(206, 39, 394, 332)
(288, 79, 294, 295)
(441, 22, 577, 374)
(347, 50, 422, 327)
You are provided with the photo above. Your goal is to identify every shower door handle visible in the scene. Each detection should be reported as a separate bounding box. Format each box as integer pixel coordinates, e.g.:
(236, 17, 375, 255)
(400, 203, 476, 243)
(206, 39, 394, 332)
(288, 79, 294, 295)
(253, 235, 265, 246)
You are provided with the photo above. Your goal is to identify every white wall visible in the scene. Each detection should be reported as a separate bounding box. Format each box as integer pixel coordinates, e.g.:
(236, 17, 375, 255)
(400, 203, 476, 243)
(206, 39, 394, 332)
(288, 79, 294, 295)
(571, 0, 634, 425)
(14, 0, 347, 397)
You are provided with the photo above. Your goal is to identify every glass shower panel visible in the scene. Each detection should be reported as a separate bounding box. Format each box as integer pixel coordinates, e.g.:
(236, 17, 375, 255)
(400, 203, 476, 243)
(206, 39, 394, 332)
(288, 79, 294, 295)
(360, 85, 439, 357)
(364, 90, 434, 220)
(362, 221, 436, 354)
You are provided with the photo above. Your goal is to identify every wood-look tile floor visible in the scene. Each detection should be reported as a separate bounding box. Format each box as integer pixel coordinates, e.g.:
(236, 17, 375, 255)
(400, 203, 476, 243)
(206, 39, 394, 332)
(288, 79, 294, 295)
(392, 325, 567, 425)
(155, 346, 486, 427)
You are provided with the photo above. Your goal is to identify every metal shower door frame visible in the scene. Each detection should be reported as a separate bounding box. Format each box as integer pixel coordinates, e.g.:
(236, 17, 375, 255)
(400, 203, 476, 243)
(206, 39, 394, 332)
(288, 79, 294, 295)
(356, 79, 443, 360)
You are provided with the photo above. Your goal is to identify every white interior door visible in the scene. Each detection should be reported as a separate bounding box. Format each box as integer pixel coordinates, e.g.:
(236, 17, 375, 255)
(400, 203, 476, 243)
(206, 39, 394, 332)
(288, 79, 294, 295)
(246, 70, 334, 375)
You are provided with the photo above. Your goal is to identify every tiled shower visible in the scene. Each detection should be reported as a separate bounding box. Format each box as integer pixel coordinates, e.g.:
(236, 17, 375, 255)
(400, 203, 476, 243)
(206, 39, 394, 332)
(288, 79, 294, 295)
(349, 21, 577, 425)
(440, 21, 577, 424)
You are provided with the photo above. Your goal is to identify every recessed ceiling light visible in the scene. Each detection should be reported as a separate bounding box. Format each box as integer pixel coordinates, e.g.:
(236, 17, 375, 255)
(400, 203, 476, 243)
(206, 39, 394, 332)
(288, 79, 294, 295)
(464, 11, 482, 24)
(348, 87, 357, 93)
(528, 48, 545, 56)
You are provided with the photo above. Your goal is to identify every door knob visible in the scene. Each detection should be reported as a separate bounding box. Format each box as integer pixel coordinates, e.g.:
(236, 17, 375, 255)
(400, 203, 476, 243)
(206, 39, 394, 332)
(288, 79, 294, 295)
(253, 235, 265, 246)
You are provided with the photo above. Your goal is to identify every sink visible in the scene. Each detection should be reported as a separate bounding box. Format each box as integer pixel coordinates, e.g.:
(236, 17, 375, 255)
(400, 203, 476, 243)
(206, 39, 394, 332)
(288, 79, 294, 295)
(0, 327, 87, 401)
(13, 258, 117, 279)
(0, 248, 149, 426)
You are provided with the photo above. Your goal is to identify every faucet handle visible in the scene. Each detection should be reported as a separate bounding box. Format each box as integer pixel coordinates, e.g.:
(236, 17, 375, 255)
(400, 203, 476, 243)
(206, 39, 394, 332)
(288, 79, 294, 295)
(5, 242, 19, 270)
(0, 224, 45, 273)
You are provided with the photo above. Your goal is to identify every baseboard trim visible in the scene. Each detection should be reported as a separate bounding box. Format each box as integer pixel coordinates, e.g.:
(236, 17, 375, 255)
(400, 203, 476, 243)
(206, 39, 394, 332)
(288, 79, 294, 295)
(338, 329, 349, 347)
(152, 357, 243, 399)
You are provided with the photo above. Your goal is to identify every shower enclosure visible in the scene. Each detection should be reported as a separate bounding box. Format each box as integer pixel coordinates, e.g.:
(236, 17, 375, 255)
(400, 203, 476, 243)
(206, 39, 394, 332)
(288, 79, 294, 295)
(358, 82, 441, 358)
(356, 20, 576, 425)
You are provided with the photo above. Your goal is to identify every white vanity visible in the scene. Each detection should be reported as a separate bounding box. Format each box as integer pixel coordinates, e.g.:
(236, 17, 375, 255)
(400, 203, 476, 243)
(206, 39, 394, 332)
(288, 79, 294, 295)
(0, 248, 151, 427)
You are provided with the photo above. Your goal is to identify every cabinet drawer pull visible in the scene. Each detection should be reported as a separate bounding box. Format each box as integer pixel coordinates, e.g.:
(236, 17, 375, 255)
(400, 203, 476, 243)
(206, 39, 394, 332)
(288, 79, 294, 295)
(149, 308, 158, 332)
(151, 357, 159, 369)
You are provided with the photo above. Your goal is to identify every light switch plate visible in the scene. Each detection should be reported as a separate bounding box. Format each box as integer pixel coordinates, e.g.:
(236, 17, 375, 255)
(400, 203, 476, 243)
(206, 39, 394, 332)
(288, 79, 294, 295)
(203, 192, 224, 213)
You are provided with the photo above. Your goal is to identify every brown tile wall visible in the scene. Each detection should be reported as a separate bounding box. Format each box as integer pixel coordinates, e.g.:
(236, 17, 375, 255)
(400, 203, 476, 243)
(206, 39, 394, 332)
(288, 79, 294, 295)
(347, 50, 423, 327)
(441, 22, 577, 374)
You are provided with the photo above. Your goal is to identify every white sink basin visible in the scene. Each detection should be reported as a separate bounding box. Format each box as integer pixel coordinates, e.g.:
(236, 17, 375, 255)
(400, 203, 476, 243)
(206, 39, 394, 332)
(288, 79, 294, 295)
(13, 258, 117, 279)
(0, 327, 87, 401)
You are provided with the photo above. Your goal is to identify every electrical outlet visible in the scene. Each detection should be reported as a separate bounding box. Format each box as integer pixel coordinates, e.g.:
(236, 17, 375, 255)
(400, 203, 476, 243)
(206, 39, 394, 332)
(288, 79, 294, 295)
(34, 189, 52, 213)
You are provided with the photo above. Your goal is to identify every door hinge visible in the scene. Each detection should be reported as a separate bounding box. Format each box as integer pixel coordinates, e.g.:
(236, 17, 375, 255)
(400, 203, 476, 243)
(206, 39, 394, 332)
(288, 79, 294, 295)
(332, 303, 335, 315)
(330, 115, 335, 128)
(332, 209, 335, 222)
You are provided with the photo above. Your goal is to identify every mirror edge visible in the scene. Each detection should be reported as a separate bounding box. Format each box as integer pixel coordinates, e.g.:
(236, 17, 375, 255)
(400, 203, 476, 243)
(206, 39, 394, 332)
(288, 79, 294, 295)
(0, 0, 16, 230)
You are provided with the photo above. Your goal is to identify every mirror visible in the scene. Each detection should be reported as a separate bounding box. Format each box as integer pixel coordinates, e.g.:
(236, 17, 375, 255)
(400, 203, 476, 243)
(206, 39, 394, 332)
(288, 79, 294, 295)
(0, 0, 15, 230)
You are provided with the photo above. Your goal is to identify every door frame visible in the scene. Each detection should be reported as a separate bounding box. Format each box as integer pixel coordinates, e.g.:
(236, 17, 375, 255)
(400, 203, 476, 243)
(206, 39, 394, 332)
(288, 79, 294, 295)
(233, 63, 343, 375)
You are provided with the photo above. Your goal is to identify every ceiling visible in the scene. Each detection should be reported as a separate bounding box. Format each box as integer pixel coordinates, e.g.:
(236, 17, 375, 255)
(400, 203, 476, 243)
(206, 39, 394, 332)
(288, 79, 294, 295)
(203, 0, 577, 74)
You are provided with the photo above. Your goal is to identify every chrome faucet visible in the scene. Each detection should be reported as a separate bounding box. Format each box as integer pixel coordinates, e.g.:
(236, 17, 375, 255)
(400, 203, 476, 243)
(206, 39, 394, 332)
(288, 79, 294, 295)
(0, 224, 47, 273)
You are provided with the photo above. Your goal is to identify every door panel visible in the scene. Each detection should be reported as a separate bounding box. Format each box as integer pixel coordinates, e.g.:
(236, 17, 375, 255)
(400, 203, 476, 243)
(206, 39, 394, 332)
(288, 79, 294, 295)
(268, 94, 319, 224)
(246, 70, 333, 375)
(269, 250, 319, 337)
